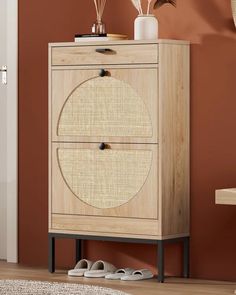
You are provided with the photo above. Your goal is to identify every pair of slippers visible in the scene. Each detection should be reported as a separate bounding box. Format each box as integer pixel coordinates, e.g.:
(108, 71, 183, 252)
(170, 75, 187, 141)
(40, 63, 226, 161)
(68, 260, 116, 278)
(68, 259, 153, 281)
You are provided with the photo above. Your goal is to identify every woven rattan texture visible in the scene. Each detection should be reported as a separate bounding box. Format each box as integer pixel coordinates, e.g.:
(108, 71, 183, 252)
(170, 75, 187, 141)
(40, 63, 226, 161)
(57, 77, 152, 137)
(58, 148, 153, 209)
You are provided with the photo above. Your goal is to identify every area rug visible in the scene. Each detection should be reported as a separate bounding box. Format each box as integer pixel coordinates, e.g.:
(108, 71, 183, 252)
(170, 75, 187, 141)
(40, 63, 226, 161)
(0, 280, 131, 295)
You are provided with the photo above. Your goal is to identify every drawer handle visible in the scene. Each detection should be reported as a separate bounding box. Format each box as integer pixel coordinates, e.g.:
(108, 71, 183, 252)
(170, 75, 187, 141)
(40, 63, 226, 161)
(99, 69, 107, 77)
(99, 142, 106, 150)
(95, 48, 115, 54)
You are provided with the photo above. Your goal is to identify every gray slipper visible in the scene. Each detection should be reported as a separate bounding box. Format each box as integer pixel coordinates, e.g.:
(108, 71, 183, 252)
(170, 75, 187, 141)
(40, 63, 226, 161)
(68, 259, 93, 277)
(121, 269, 154, 281)
(105, 268, 134, 280)
(84, 260, 117, 278)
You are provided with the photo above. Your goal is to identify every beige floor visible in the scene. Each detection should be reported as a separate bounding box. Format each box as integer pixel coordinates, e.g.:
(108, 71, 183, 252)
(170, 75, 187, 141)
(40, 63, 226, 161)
(0, 261, 235, 295)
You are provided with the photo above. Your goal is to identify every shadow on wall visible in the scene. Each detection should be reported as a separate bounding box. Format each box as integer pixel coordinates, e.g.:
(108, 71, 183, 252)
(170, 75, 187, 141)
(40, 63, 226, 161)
(150, 0, 236, 43)
(84, 240, 183, 277)
(191, 0, 236, 33)
(190, 33, 236, 281)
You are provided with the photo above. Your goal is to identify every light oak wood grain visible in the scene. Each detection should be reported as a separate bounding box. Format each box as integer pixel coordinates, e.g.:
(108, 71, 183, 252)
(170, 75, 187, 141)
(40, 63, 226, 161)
(49, 39, 190, 47)
(49, 229, 188, 240)
(215, 188, 236, 205)
(51, 44, 158, 66)
(51, 214, 159, 237)
(51, 64, 158, 71)
(48, 46, 52, 230)
(158, 43, 190, 237)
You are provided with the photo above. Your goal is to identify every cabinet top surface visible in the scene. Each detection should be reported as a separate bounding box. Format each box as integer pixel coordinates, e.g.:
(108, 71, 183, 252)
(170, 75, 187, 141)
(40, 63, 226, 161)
(49, 39, 190, 47)
(215, 188, 236, 205)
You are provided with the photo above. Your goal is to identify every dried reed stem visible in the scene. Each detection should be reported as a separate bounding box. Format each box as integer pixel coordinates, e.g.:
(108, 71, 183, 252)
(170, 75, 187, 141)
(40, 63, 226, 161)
(93, 0, 107, 22)
(131, 0, 143, 15)
(147, 0, 153, 14)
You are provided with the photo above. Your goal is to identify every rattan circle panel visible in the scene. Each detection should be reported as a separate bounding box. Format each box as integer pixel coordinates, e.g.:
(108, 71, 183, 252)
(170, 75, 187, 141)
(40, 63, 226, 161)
(58, 148, 153, 209)
(57, 77, 153, 138)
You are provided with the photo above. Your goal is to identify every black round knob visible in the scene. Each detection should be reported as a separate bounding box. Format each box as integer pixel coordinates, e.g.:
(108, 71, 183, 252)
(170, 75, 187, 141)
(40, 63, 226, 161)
(99, 69, 106, 77)
(99, 142, 106, 150)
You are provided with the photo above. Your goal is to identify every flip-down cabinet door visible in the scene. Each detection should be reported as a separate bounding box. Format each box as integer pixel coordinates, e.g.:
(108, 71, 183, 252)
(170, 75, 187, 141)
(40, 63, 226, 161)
(51, 68, 158, 144)
(51, 142, 159, 236)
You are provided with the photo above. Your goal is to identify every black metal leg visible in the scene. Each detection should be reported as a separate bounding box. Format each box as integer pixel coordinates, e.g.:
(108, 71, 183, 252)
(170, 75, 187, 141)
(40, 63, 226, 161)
(183, 237, 190, 278)
(157, 240, 165, 283)
(48, 235, 55, 273)
(75, 239, 83, 263)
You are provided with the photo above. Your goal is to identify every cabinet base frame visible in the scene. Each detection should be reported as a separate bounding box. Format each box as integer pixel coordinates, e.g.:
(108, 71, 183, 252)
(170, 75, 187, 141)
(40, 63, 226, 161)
(48, 233, 190, 283)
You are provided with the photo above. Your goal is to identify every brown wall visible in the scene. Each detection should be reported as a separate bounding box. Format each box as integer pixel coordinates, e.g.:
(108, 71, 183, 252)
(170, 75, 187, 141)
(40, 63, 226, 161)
(19, 0, 236, 281)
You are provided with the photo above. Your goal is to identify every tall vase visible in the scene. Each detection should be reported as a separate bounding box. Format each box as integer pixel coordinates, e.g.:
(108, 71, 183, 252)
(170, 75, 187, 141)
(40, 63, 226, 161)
(134, 14, 158, 40)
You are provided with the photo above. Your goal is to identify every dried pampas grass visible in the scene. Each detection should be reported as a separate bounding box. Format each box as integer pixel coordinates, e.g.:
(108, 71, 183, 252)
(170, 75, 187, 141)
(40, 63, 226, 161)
(147, 0, 153, 14)
(130, 0, 143, 14)
(130, 0, 176, 15)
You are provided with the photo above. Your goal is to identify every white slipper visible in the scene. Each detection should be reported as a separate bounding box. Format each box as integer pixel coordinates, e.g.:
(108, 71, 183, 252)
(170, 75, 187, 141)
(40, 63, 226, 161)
(105, 268, 134, 280)
(68, 259, 93, 277)
(84, 260, 117, 278)
(121, 269, 154, 281)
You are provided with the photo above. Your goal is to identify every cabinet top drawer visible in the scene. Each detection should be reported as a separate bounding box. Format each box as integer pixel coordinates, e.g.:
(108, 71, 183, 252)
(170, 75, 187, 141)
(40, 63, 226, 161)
(51, 44, 158, 66)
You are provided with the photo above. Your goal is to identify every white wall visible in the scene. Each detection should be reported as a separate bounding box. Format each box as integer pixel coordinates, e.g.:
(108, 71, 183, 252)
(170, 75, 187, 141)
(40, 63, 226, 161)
(0, 0, 7, 260)
(6, 0, 18, 263)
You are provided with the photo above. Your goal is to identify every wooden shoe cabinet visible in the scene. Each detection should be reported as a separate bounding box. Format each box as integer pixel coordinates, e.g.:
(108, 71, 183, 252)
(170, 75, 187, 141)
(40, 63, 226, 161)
(48, 40, 190, 281)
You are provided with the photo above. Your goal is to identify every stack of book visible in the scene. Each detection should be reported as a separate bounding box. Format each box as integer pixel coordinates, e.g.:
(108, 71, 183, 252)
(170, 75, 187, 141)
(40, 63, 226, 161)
(74, 33, 128, 42)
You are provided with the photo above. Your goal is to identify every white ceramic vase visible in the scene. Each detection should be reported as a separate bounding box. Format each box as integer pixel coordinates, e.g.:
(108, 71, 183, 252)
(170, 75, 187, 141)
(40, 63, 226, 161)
(134, 14, 158, 40)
